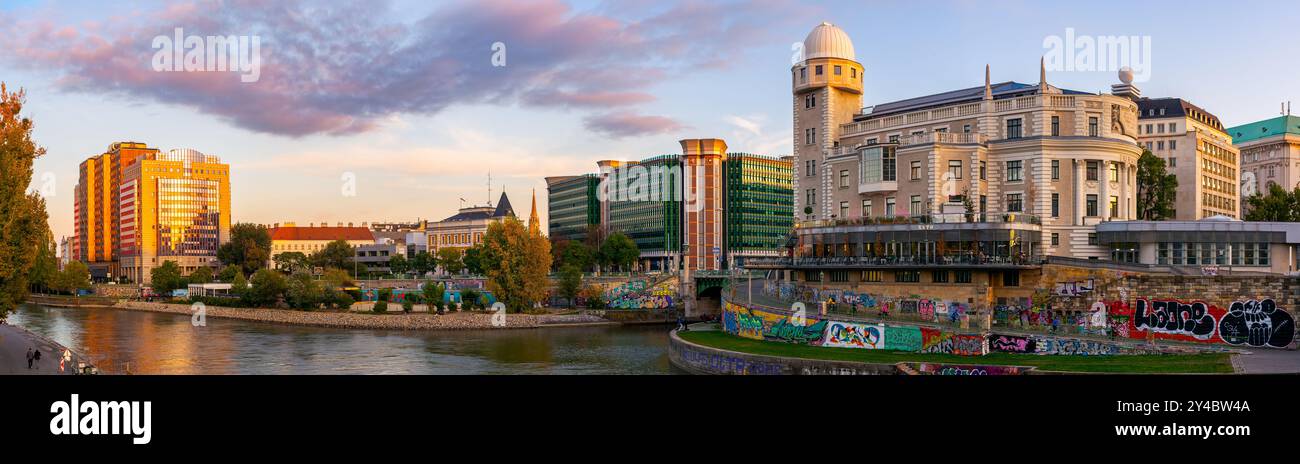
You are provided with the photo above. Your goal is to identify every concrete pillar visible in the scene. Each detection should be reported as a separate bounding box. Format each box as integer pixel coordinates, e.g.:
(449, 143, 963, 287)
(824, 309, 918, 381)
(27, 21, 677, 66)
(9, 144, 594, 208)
(1119, 162, 1130, 219)
(1074, 160, 1086, 225)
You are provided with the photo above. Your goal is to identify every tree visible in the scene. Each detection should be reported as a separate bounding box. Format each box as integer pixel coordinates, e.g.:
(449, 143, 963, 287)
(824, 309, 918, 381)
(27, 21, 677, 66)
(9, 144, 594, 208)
(422, 280, 445, 314)
(1244, 184, 1300, 221)
(29, 234, 58, 294)
(217, 264, 242, 283)
(217, 223, 272, 276)
(310, 240, 355, 271)
(480, 217, 551, 313)
(188, 266, 214, 285)
(246, 269, 288, 307)
(0, 83, 52, 319)
(273, 251, 309, 274)
(437, 247, 464, 275)
(58, 261, 91, 295)
(150, 261, 185, 295)
(557, 265, 583, 308)
(1135, 149, 1178, 220)
(598, 233, 639, 272)
(460, 288, 481, 310)
(231, 271, 249, 298)
(410, 251, 434, 276)
(322, 268, 355, 289)
(285, 272, 323, 310)
(554, 240, 594, 271)
(388, 254, 408, 276)
(462, 245, 485, 275)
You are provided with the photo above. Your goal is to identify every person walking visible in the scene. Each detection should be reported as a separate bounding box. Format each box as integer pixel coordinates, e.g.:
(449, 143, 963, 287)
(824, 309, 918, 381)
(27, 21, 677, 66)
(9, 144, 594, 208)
(32, 349, 41, 370)
(26, 347, 33, 369)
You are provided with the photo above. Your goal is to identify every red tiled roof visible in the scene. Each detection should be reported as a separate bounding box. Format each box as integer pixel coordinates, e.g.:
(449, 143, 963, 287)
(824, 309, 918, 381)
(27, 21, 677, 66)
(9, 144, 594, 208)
(269, 227, 374, 241)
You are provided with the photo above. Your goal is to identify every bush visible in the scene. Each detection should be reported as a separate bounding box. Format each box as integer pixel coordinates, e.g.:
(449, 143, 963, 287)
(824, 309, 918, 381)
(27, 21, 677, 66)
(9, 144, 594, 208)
(401, 298, 413, 313)
(461, 289, 481, 310)
(373, 300, 388, 313)
(377, 288, 393, 302)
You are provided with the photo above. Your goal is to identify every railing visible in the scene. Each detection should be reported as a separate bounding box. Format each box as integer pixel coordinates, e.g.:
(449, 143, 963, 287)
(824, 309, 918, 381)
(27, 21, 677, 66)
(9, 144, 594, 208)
(745, 254, 1045, 268)
(843, 95, 1084, 136)
(899, 132, 986, 146)
(797, 213, 1042, 229)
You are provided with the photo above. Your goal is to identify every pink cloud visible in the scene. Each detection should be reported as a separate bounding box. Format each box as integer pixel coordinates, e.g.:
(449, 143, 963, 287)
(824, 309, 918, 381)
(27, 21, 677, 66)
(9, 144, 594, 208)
(583, 111, 688, 138)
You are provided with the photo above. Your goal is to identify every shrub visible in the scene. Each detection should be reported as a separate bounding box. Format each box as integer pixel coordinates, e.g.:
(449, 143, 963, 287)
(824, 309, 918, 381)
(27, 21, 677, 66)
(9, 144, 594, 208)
(401, 298, 413, 313)
(373, 300, 388, 313)
(461, 289, 481, 310)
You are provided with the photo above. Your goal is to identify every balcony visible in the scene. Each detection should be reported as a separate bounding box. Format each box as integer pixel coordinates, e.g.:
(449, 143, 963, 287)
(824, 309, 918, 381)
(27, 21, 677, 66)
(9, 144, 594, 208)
(899, 132, 986, 146)
(797, 213, 1042, 230)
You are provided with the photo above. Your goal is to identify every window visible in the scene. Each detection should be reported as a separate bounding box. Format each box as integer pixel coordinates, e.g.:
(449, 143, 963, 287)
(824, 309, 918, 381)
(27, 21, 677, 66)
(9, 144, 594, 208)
(910, 160, 921, 180)
(895, 271, 920, 283)
(963, 124, 972, 133)
(1006, 193, 1023, 212)
(955, 271, 972, 283)
(1089, 117, 1099, 136)
(851, 68, 857, 79)
(861, 270, 881, 282)
(1109, 196, 1119, 218)
(1168, 122, 1176, 132)
(815, 65, 823, 75)
(1109, 162, 1118, 182)
(861, 200, 872, 218)
(910, 195, 921, 215)
(888, 134, 899, 144)
(805, 189, 816, 206)
(1086, 161, 1098, 181)
(1006, 160, 1023, 181)
(980, 195, 987, 213)
(829, 271, 849, 283)
(932, 271, 950, 283)
(979, 161, 986, 180)
(799, 67, 806, 82)
(839, 201, 848, 218)
(804, 94, 816, 109)
(1086, 194, 1098, 216)
(805, 159, 816, 177)
(1051, 233, 1060, 246)
(1157, 124, 1165, 134)
(1168, 157, 1176, 168)
(1051, 193, 1059, 217)
(1157, 141, 1164, 150)
(839, 170, 849, 188)
(1170, 140, 1176, 150)
(866, 137, 877, 145)
(885, 197, 896, 216)
(882, 149, 896, 181)
(1088, 233, 1098, 245)
(804, 127, 816, 145)
(1002, 271, 1020, 287)
(1051, 159, 1059, 180)
(1051, 116, 1060, 136)
(833, 65, 842, 75)
(804, 270, 820, 282)
(948, 160, 962, 179)
(1006, 118, 1023, 139)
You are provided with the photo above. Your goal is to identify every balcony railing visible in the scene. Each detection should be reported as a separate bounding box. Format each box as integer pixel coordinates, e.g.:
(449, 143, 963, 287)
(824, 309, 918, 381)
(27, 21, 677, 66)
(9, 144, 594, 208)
(745, 254, 1045, 268)
(797, 213, 1042, 229)
(843, 95, 1086, 137)
(899, 132, 986, 146)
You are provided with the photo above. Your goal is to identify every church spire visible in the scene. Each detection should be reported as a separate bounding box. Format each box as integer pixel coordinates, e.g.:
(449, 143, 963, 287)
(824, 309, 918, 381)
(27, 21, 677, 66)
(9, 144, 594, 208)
(528, 189, 540, 234)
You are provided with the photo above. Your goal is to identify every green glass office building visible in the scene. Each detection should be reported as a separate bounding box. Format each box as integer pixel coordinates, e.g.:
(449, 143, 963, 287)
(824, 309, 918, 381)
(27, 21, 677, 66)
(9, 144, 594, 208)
(545, 174, 601, 243)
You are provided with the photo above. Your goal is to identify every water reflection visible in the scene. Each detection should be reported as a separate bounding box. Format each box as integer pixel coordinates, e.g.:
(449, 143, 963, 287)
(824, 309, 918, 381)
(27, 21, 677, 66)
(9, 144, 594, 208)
(9, 305, 677, 375)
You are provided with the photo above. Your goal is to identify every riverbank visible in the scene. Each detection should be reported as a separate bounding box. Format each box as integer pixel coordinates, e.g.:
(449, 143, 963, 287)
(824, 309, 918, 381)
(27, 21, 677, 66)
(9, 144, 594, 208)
(0, 323, 95, 374)
(113, 301, 548, 330)
(671, 329, 1236, 374)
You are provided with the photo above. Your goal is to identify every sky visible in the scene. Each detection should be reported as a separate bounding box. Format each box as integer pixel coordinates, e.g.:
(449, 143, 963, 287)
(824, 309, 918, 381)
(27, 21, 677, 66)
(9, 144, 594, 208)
(2, 0, 1298, 243)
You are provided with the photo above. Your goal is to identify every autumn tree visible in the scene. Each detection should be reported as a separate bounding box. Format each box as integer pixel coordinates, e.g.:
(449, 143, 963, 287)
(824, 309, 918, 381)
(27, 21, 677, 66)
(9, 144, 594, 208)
(0, 84, 52, 319)
(218, 223, 272, 276)
(480, 217, 551, 313)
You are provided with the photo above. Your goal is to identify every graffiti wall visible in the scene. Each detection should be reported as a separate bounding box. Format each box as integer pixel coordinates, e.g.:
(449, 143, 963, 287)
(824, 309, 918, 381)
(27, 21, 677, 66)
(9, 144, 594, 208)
(905, 363, 1028, 375)
(823, 321, 885, 349)
(1126, 298, 1296, 349)
(721, 301, 828, 344)
(920, 329, 987, 356)
(604, 278, 679, 310)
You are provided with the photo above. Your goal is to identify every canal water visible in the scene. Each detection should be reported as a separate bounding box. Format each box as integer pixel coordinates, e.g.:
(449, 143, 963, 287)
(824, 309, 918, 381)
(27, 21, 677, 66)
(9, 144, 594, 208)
(9, 304, 678, 374)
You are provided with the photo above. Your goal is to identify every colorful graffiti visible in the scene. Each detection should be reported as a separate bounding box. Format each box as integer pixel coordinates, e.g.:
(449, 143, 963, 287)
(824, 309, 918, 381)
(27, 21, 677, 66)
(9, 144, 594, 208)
(1031, 337, 1122, 356)
(605, 278, 678, 309)
(768, 319, 829, 344)
(823, 322, 884, 349)
(1132, 299, 1219, 341)
(722, 301, 827, 344)
(908, 363, 1027, 375)
(988, 334, 1036, 354)
(1125, 298, 1295, 349)
(1054, 279, 1095, 296)
(920, 329, 986, 356)
(883, 326, 922, 351)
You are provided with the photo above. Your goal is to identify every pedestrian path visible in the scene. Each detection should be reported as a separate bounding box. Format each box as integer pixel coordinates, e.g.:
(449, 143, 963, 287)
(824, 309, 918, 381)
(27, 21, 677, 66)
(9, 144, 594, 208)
(0, 323, 87, 375)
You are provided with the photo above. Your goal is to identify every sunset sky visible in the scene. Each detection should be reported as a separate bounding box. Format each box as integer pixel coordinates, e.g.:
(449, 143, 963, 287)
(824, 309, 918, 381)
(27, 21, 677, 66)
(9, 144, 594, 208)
(2, 0, 1297, 241)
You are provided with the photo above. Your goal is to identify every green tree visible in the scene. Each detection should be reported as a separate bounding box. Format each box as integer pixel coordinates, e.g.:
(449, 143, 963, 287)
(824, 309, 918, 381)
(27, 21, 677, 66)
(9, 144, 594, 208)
(322, 268, 355, 289)
(422, 280, 445, 314)
(188, 266, 214, 285)
(231, 271, 249, 298)
(462, 245, 485, 275)
(285, 272, 322, 310)
(310, 240, 355, 272)
(217, 264, 242, 283)
(1135, 149, 1178, 220)
(1244, 183, 1300, 221)
(388, 253, 409, 276)
(410, 251, 434, 276)
(217, 223, 272, 276)
(29, 234, 58, 294)
(460, 288, 481, 310)
(554, 240, 594, 272)
(150, 261, 185, 295)
(480, 217, 552, 313)
(557, 265, 583, 308)
(437, 247, 465, 275)
(58, 261, 91, 295)
(598, 233, 639, 272)
(273, 251, 310, 274)
(246, 268, 288, 307)
(0, 84, 52, 318)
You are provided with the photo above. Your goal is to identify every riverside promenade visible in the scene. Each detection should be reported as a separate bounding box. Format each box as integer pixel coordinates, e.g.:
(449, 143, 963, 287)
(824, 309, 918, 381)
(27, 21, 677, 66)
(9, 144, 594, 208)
(0, 322, 92, 375)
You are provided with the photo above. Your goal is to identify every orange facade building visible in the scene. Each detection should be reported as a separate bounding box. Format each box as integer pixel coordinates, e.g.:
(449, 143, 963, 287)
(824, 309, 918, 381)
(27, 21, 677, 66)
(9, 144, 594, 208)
(117, 148, 231, 284)
(74, 142, 159, 280)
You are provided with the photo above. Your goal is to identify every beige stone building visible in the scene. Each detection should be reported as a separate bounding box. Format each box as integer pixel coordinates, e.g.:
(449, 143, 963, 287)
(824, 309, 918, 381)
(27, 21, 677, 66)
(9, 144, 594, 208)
(794, 23, 1143, 259)
(1227, 115, 1300, 213)
(1135, 98, 1239, 219)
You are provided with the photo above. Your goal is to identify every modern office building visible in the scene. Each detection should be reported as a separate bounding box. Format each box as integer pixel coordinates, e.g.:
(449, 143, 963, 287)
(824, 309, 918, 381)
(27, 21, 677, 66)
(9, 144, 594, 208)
(117, 148, 232, 284)
(74, 141, 161, 281)
(1097, 218, 1300, 274)
(1136, 98, 1239, 219)
(551, 139, 794, 272)
(355, 241, 402, 275)
(1227, 115, 1300, 213)
(792, 22, 1143, 260)
(545, 174, 601, 243)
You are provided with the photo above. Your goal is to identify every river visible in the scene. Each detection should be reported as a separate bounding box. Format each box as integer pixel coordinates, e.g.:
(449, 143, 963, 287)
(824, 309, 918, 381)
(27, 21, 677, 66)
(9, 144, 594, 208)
(8, 304, 679, 374)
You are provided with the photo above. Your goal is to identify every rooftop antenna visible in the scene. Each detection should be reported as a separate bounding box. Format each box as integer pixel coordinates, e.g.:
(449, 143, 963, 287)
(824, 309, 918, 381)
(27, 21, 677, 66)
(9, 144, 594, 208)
(487, 171, 492, 207)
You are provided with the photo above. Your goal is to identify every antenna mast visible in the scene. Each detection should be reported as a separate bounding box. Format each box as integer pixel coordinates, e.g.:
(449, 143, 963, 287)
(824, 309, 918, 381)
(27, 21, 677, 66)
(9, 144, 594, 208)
(487, 171, 493, 207)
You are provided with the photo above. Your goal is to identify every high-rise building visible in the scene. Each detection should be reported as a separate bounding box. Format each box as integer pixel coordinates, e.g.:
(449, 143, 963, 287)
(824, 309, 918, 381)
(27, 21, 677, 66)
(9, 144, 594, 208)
(1136, 98, 1239, 219)
(118, 148, 231, 284)
(74, 141, 160, 280)
(550, 139, 794, 272)
(544, 174, 601, 243)
(1227, 115, 1300, 214)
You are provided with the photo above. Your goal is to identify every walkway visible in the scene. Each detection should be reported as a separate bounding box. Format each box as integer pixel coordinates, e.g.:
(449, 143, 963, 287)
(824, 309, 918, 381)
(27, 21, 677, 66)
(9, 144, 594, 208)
(1232, 349, 1300, 374)
(0, 323, 87, 375)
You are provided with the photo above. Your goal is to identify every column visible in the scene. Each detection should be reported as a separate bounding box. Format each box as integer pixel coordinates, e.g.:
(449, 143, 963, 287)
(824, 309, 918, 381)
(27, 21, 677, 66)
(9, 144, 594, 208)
(1119, 162, 1130, 219)
(1099, 160, 1111, 220)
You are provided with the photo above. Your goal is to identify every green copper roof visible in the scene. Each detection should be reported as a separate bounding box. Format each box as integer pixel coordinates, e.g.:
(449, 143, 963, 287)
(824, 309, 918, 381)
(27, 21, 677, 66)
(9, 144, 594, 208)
(1226, 115, 1300, 144)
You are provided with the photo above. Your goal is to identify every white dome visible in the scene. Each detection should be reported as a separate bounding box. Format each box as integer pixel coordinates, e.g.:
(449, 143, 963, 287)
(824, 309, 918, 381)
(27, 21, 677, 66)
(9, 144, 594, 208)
(803, 22, 855, 61)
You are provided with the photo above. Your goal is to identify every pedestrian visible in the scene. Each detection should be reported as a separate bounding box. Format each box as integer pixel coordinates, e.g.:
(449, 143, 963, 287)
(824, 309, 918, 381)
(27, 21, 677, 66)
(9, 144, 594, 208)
(26, 347, 33, 369)
(1051, 315, 1060, 333)
(33, 349, 41, 369)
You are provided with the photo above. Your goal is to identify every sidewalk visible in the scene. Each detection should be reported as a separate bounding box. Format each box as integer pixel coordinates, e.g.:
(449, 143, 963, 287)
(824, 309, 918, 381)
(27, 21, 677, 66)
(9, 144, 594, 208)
(0, 323, 91, 375)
